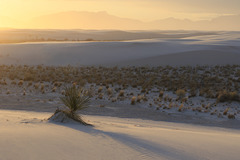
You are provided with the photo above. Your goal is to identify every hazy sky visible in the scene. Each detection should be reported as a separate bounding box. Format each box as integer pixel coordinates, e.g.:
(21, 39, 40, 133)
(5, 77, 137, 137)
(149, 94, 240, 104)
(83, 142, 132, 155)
(1, 0, 240, 21)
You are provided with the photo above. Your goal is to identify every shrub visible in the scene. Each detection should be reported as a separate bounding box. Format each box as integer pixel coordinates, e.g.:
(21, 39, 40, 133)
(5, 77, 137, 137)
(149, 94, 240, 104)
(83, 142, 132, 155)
(228, 114, 235, 119)
(34, 83, 39, 89)
(18, 80, 24, 86)
(24, 73, 34, 81)
(98, 87, 103, 93)
(181, 97, 188, 103)
(178, 104, 184, 112)
(111, 98, 117, 102)
(60, 86, 90, 113)
(223, 108, 229, 115)
(107, 88, 113, 95)
(137, 95, 142, 102)
(98, 93, 103, 99)
(176, 89, 186, 99)
(40, 84, 45, 90)
(119, 90, 124, 97)
(217, 91, 240, 102)
(50, 85, 92, 125)
(52, 87, 57, 92)
(131, 96, 136, 105)
(159, 91, 164, 97)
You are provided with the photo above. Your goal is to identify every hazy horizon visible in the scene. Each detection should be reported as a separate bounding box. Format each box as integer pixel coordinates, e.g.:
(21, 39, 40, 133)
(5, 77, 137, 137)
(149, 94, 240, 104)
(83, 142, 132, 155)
(0, 11, 240, 31)
(0, 0, 240, 30)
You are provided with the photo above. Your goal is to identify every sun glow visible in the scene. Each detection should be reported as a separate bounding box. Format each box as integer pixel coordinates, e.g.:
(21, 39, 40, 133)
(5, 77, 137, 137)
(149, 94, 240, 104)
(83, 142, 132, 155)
(0, 0, 239, 29)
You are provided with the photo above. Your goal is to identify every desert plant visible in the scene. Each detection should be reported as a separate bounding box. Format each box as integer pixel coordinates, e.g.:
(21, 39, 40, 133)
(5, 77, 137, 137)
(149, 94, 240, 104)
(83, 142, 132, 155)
(98, 86, 103, 93)
(119, 90, 124, 97)
(34, 83, 39, 89)
(40, 83, 45, 90)
(50, 85, 91, 125)
(228, 114, 235, 119)
(217, 91, 240, 102)
(61, 90, 65, 95)
(131, 96, 136, 105)
(52, 87, 57, 92)
(111, 98, 117, 102)
(18, 80, 24, 86)
(176, 89, 186, 100)
(223, 107, 229, 115)
(137, 95, 142, 102)
(98, 93, 103, 99)
(61, 85, 90, 114)
(159, 91, 164, 97)
(107, 88, 113, 95)
(178, 104, 184, 112)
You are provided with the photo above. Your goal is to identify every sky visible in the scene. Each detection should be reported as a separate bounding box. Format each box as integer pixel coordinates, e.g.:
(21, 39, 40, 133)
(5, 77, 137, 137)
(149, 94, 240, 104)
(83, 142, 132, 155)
(0, 0, 240, 22)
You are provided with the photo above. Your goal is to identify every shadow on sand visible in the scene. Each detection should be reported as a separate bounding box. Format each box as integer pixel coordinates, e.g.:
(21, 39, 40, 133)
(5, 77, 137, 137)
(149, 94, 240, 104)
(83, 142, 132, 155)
(50, 121, 197, 160)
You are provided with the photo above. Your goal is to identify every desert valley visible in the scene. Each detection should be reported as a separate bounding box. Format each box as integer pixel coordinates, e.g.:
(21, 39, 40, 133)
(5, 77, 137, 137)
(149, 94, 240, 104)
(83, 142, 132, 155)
(1, 0, 240, 159)
(0, 29, 240, 160)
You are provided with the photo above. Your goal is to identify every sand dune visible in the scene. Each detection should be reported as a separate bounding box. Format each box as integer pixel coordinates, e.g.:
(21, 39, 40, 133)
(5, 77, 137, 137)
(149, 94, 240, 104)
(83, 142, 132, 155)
(1, 110, 240, 160)
(0, 30, 240, 160)
(122, 50, 240, 66)
(0, 31, 239, 66)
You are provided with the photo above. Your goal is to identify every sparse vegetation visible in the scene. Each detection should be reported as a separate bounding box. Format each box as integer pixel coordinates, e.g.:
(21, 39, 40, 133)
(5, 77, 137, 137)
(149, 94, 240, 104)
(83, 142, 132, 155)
(131, 96, 136, 105)
(217, 91, 240, 103)
(0, 64, 239, 120)
(176, 89, 186, 100)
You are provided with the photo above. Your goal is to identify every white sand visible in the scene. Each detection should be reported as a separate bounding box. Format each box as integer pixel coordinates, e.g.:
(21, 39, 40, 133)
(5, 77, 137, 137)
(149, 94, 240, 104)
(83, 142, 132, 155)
(0, 31, 239, 66)
(0, 31, 240, 159)
(1, 110, 240, 160)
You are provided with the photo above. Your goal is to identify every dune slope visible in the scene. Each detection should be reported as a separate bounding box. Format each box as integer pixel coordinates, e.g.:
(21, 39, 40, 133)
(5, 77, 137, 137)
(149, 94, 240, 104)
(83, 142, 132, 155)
(1, 110, 240, 160)
(0, 31, 240, 66)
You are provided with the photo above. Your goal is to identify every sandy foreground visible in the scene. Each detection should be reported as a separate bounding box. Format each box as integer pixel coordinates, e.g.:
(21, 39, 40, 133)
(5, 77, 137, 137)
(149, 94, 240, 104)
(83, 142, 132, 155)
(0, 110, 239, 160)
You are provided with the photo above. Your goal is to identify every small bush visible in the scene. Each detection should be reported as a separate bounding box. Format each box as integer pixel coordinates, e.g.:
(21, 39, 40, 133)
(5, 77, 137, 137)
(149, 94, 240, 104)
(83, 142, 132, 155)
(107, 88, 113, 95)
(137, 95, 142, 102)
(176, 89, 186, 99)
(119, 90, 124, 97)
(18, 80, 24, 86)
(98, 87, 103, 93)
(60, 85, 90, 114)
(52, 87, 57, 92)
(131, 96, 136, 105)
(228, 114, 235, 119)
(223, 108, 229, 115)
(34, 83, 39, 89)
(159, 91, 164, 97)
(217, 91, 240, 102)
(178, 104, 184, 112)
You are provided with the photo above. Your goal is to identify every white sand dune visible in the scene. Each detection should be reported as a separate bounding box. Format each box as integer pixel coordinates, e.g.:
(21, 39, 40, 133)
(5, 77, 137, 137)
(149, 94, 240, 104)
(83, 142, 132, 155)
(0, 31, 239, 66)
(0, 31, 240, 160)
(1, 110, 240, 160)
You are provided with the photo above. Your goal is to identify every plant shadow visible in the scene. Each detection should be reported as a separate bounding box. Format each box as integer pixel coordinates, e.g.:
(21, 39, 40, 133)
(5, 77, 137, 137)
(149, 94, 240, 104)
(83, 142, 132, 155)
(50, 121, 198, 160)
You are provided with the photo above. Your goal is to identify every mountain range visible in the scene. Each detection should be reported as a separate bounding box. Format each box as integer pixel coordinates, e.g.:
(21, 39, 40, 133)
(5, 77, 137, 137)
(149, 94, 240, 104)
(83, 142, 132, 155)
(1, 11, 240, 31)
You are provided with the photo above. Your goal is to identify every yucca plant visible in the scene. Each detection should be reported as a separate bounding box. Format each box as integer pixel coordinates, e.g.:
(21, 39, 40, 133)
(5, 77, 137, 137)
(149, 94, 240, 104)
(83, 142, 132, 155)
(49, 85, 91, 125)
(61, 85, 90, 114)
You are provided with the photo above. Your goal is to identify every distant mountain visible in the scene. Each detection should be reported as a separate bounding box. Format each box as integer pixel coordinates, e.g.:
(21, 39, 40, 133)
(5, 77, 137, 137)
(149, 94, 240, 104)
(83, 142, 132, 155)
(150, 14, 240, 30)
(209, 14, 240, 30)
(2, 11, 240, 31)
(24, 11, 145, 30)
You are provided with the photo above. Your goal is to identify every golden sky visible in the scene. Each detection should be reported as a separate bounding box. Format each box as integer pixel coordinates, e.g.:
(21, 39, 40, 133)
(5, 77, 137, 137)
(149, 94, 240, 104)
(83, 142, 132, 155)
(1, 0, 239, 22)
